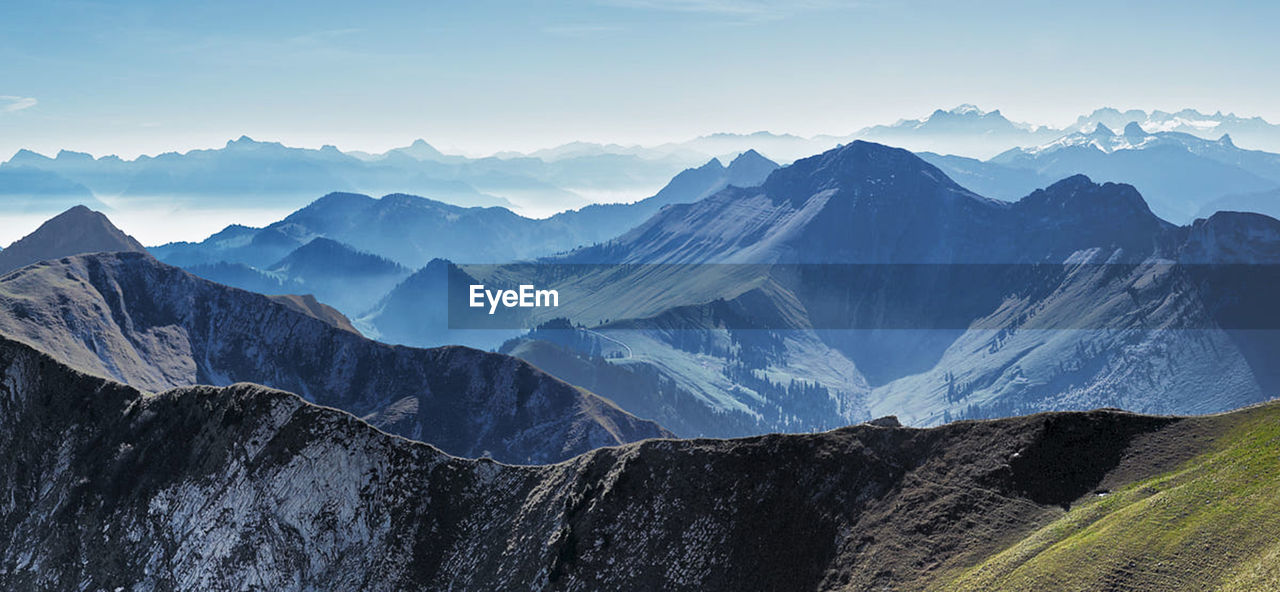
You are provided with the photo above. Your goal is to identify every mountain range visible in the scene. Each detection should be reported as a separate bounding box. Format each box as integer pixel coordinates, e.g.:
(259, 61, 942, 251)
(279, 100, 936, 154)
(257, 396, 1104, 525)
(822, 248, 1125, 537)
(5, 114, 1280, 589)
(144, 151, 780, 330)
(5, 138, 1280, 452)
(0, 207, 666, 463)
(921, 122, 1280, 223)
(855, 104, 1060, 159)
(1069, 107, 1280, 152)
(7, 105, 1279, 229)
(490, 142, 1280, 437)
(0, 136, 698, 219)
(2, 331, 1276, 590)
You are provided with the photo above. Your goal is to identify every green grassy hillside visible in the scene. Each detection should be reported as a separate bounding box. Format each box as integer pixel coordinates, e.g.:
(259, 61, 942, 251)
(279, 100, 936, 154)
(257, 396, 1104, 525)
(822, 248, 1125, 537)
(934, 401, 1280, 591)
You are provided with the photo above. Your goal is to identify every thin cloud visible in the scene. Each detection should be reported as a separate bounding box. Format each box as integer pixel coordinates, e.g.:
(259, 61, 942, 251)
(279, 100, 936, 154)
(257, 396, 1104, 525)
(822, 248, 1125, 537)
(0, 96, 37, 113)
(602, 0, 860, 22)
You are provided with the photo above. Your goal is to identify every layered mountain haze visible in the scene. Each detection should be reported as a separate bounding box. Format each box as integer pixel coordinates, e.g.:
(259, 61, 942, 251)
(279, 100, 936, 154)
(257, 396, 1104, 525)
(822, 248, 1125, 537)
(927, 123, 1280, 223)
(0, 247, 667, 463)
(0, 163, 109, 213)
(0, 135, 711, 228)
(153, 151, 779, 271)
(2, 332, 1277, 590)
(855, 105, 1060, 159)
(1070, 107, 1280, 152)
(0, 137, 514, 212)
(545, 149, 780, 248)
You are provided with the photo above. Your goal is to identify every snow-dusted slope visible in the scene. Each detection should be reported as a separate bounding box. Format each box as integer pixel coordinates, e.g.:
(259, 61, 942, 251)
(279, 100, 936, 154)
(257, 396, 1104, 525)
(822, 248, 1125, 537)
(988, 123, 1280, 222)
(501, 142, 1280, 431)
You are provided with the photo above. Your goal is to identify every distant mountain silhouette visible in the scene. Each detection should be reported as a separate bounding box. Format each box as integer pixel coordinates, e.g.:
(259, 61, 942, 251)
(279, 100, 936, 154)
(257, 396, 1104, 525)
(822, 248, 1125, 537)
(855, 105, 1058, 159)
(544, 150, 779, 246)
(182, 237, 412, 316)
(1070, 107, 1280, 152)
(976, 124, 1280, 222)
(264, 238, 410, 313)
(153, 153, 779, 291)
(1196, 187, 1280, 221)
(0, 163, 110, 213)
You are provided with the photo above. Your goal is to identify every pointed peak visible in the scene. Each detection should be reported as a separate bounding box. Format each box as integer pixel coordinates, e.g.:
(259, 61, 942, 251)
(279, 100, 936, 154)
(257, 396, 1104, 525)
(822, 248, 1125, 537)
(728, 149, 777, 169)
(302, 236, 345, 249)
(1218, 133, 1235, 147)
(0, 206, 148, 274)
(55, 204, 96, 217)
(1092, 122, 1115, 136)
(696, 157, 726, 171)
(226, 135, 257, 148)
(8, 148, 51, 163)
(726, 149, 780, 188)
(395, 138, 446, 160)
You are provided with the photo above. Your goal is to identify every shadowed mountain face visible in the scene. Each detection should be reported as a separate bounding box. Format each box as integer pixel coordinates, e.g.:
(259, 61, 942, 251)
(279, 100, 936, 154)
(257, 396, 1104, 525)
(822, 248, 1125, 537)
(167, 236, 411, 317)
(0, 205, 148, 274)
(0, 251, 668, 463)
(568, 142, 1179, 265)
(490, 142, 1280, 435)
(3, 333, 1276, 590)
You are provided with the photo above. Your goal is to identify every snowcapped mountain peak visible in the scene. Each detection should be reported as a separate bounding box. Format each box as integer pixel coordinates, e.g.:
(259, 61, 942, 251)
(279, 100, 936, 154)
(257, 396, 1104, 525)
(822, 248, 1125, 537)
(927, 104, 1000, 121)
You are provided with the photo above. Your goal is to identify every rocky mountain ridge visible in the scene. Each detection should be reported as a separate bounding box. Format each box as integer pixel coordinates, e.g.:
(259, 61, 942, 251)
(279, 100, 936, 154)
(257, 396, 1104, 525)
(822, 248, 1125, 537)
(0, 251, 668, 463)
(1, 332, 1275, 590)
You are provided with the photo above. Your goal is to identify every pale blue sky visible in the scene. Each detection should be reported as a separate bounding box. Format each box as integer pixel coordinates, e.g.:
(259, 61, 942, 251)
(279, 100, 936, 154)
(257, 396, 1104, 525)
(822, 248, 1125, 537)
(2, 0, 1277, 159)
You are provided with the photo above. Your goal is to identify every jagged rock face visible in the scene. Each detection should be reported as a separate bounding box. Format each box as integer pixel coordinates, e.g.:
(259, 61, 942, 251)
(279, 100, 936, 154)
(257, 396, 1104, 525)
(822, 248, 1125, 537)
(1180, 210, 1280, 262)
(0, 205, 148, 274)
(0, 335, 1192, 591)
(0, 252, 667, 463)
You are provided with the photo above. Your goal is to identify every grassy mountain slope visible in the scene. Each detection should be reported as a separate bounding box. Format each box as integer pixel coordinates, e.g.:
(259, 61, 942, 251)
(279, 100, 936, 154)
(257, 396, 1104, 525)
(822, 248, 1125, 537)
(937, 400, 1280, 591)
